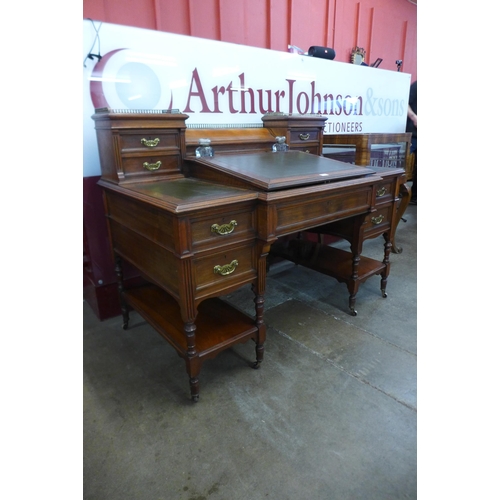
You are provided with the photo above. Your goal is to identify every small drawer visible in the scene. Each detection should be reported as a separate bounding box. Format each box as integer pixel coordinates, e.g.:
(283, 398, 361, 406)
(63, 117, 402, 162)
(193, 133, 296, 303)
(290, 130, 319, 143)
(190, 209, 256, 250)
(364, 205, 392, 236)
(120, 153, 182, 179)
(194, 242, 257, 293)
(119, 131, 180, 152)
(373, 181, 395, 205)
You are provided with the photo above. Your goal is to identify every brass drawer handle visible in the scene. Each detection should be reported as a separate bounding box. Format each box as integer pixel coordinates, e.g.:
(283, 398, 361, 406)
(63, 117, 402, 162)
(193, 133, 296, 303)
(371, 215, 385, 225)
(211, 220, 238, 235)
(143, 161, 162, 171)
(214, 260, 239, 276)
(141, 138, 160, 147)
(299, 133, 310, 141)
(376, 187, 387, 197)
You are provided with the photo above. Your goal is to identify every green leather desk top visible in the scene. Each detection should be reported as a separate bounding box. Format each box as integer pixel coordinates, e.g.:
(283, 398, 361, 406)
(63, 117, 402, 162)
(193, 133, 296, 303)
(194, 151, 375, 191)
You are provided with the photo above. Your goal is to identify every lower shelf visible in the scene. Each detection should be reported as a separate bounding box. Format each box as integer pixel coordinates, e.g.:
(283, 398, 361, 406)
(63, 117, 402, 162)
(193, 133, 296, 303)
(122, 283, 264, 401)
(270, 239, 385, 283)
(123, 284, 259, 362)
(270, 238, 388, 316)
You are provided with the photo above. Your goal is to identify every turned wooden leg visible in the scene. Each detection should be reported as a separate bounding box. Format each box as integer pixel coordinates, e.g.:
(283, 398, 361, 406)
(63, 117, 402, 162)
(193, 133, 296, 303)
(381, 233, 391, 298)
(380, 279, 388, 299)
(347, 249, 361, 316)
(251, 283, 266, 369)
(114, 256, 129, 330)
(189, 377, 200, 402)
(347, 279, 359, 316)
(184, 321, 201, 402)
(349, 293, 358, 316)
(254, 344, 265, 369)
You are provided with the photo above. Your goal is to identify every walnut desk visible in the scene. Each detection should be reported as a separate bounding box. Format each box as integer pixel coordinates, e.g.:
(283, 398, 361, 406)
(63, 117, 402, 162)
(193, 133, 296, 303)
(93, 110, 404, 400)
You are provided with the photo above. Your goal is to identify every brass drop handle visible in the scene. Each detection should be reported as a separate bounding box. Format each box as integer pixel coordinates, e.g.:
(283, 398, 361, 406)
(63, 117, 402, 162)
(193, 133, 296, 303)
(214, 260, 239, 276)
(371, 215, 384, 225)
(299, 133, 310, 141)
(211, 220, 238, 235)
(141, 138, 160, 147)
(376, 187, 387, 197)
(143, 161, 162, 171)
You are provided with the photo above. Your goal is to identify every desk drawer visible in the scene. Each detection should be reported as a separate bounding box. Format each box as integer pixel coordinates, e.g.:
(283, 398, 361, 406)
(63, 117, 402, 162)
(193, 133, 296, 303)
(120, 153, 182, 179)
(290, 130, 319, 144)
(364, 205, 392, 237)
(374, 180, 397, 206)
(276, 187, 373, 235)
(194, 242, 256, 294)
(191, 209, 256, 250)
(119, 131, 180, 152)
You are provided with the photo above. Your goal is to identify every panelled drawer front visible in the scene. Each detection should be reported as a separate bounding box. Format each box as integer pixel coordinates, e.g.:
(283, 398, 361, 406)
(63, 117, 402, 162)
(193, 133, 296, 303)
(276, 188, 372, 235)
(374, 180, 397, 206)
(193, 242, 256, 293)
(290, 130, 319, 143)
(119, 131, 180, 152)
(364, 204, 392, 236)
(191, 209, 256, 251)
(120, 154, 182, 178)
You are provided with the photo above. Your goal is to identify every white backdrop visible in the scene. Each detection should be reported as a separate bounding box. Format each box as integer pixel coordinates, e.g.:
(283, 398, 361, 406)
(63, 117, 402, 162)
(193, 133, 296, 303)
(83, 20, 411, 177)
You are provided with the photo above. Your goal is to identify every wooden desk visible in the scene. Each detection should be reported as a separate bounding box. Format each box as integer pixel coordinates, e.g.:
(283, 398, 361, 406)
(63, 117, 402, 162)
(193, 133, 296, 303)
(93, 111, 405, 400)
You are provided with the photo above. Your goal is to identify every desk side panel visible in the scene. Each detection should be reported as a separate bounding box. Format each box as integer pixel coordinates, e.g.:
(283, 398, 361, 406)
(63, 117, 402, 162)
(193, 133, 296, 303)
(108, 220, 181, 301)
(105, 191, 177, 252)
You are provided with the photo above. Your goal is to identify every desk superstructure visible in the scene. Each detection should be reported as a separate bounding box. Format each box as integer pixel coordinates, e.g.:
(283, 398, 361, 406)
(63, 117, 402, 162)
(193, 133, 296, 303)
(93, 110, 406, 401)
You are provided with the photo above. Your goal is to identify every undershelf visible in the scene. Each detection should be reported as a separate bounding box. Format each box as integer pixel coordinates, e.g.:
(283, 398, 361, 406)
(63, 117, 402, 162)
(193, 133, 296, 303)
(123, 284, 259, 361)
(270, 239, 385, 283)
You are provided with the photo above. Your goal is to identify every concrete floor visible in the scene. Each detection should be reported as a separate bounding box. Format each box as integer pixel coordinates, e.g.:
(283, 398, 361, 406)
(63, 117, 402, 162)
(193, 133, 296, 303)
(83, 204, 417, 500)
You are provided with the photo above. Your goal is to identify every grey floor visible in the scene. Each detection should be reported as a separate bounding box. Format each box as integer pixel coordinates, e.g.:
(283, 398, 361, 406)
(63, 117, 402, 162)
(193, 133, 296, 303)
(83, 204, 417, 500)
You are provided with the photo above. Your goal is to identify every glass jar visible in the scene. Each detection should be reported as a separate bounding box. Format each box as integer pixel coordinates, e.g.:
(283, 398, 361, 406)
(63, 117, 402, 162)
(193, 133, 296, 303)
(195, 138, 214, 158)
(272, 136, 289, 152)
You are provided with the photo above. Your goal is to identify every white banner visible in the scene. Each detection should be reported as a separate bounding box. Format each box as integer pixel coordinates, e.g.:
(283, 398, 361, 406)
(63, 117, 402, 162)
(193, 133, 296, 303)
(83, 20, 411, 176)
